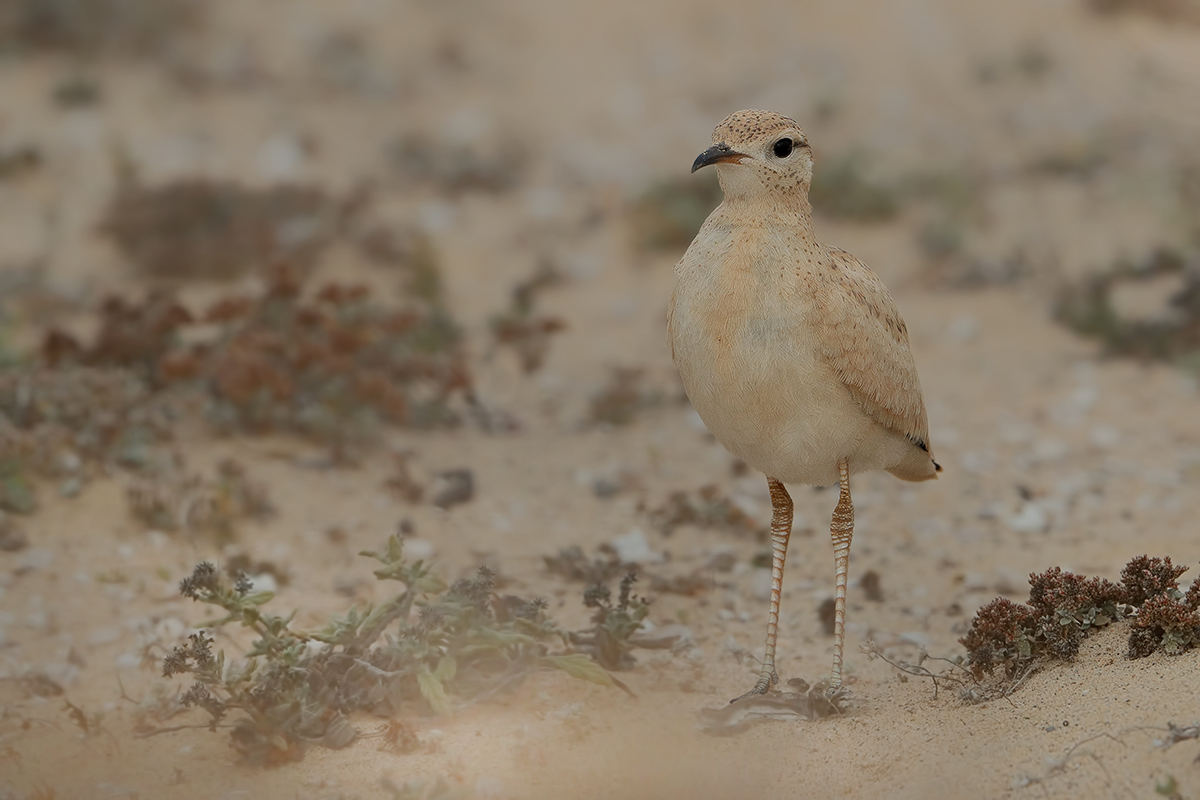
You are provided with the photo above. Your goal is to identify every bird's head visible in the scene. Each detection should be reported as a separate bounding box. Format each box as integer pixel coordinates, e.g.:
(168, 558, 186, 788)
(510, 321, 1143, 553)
(691, 109, 813, 200)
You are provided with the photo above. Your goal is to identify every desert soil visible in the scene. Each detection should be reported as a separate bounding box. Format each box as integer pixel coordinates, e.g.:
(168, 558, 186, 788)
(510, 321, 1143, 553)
(2, 1, 1200, 798)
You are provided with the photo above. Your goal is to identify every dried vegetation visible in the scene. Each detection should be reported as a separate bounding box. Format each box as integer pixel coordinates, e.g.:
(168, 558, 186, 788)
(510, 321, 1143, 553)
(0, 0, 203, 57)
(45, 265, 471, 455)
(126, 457, 273, 538)
(1054, 248, 1200, 369)
(961, 555, 1200, 685)
(100, 179, 355, 280)
(647, 484, 765, 539)
(489, 262, 567, 374)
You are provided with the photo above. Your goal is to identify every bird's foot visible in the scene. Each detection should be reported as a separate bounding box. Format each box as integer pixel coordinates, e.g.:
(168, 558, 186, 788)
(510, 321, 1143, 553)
(729, 669, 778, 704)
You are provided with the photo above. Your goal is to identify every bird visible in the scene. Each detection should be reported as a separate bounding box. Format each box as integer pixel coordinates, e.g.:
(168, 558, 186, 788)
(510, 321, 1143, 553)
(667, 110, 940, 703)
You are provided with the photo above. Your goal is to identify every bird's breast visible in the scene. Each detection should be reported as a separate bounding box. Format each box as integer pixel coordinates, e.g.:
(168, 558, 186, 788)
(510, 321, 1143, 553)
(670, 250, 870, 484)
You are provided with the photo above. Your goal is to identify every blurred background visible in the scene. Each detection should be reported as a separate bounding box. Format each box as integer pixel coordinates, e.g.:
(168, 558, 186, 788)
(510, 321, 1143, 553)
(1, 0, 1198, 332)
(1, 1, 1200, 798)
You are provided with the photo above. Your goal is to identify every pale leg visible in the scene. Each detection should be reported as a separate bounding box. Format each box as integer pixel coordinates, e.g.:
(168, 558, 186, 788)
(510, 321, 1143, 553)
(732, 476, 793, 703)
(829, 460, 854, 690)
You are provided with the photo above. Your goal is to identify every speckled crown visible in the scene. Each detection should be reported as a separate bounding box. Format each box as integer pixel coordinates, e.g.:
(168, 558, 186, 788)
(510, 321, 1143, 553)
(711, 109, 803, 144)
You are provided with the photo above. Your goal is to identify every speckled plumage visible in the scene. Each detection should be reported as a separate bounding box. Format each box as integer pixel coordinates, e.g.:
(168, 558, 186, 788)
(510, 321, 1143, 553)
(668, 109, 940, 700)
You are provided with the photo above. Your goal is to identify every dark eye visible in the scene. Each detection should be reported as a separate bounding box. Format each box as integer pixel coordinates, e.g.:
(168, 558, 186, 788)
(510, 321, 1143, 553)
(773, 138, 794, 158)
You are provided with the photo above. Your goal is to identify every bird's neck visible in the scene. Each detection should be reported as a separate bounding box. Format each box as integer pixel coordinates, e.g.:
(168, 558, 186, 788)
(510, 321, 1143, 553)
(721, 190, 819, 240)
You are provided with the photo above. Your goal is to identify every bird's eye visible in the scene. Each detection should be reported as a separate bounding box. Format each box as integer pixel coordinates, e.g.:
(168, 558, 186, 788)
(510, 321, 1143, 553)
(773, 138, 794, 158)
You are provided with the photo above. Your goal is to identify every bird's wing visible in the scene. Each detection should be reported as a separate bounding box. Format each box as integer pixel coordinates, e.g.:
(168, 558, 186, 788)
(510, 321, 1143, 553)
(813, 247, 931, 451)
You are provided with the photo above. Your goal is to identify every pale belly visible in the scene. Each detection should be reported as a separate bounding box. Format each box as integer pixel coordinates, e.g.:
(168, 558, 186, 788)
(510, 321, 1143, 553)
(670, 286, 913, 486)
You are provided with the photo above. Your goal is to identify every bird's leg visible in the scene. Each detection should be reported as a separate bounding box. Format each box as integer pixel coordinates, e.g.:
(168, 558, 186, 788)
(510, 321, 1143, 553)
(731, 476, 793, 703)
(829, 460, 854, 691)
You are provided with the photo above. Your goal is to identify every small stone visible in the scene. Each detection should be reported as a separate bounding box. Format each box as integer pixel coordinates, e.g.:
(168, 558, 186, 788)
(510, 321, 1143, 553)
(610, 528, 663, 564)
(87, 626, 121, 646)
(248, 573, 278, 594)
(963, 572, 989, 592)
(155, 617, 185, 642)
(993, 566, 1028, 595)
(58, 451, 83, 474)
(947, 315, 978, 343)
(403, 538, 435, 561)
(593, 477, 622, 498)
(1090, 425, 1120, 449)
(706, 547, 738, 572)
(16, 548, 54, 573)
(431, 469, 474, 509)
(1007, 502, 1049, 534)
(25, 610, 50, 631)
(630, 623, 696, 651)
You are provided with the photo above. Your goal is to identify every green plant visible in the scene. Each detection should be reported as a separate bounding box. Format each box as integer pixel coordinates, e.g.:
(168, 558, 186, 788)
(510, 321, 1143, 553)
(1053, 248, 1200, 366)
(569, 573, 651, 671)
(162, 536, 622, 764)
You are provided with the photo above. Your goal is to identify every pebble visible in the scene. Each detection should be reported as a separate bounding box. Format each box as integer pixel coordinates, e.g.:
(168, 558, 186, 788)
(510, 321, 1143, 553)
(431, 468, 475, 509)
(155, 617, 186, 642)
(115, 652, 141, 669)
(1090, 425, 1120, 449)
(404, 538, 436, 561)
(248, 573, 278, 594)
(17, 548, 54, 573)
(87, 626, 122, 646)
(963, 572, 989, 592)
(610, 528, 663, 564)
(947, 315, 978, 343)
(25, 610, 50, 632)
(706, 546, 738, 572)
(1007, 502, 1049, 534)
(630, 623, 696, 651)
(993, 566, 1029, 595)
(43, 662, 80, 687)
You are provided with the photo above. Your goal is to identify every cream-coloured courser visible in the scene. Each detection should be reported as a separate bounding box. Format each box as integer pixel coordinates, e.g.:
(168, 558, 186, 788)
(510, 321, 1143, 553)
(668, 110, 941, 702)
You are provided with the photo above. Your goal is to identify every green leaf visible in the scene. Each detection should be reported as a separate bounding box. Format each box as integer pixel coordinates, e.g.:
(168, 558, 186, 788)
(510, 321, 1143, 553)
(417, 667, 451, 715)
(413, 571, 448, 594)
(242, 591, 275, 607)
(542, 654, 615, 688)
(434, 655, 457, 683)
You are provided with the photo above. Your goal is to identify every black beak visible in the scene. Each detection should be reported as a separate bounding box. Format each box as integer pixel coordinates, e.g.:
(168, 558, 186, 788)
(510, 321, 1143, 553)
(691, 142, 743, 173)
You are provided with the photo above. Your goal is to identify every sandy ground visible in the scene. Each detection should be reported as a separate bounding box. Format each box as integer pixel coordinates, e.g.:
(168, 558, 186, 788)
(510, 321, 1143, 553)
(2, 1, 1200, 798)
